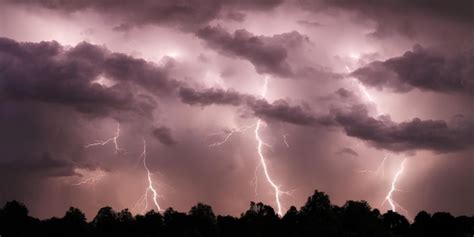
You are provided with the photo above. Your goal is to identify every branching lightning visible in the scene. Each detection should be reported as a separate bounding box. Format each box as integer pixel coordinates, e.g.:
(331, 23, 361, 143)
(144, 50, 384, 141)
(208, 125, 254, 147)
(383, 158, 408, 214)
(84, 123, 124, 154)
(254, 77, 285, 216)
(346, 61, 409, 215)
(137, 138, 162, 213)
(71, 168, 106, 186)
(345, 65, 374, 103)
(357, 155, 388, 177)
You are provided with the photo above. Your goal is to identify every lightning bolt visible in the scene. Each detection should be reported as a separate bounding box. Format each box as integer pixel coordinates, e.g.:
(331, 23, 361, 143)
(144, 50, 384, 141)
(72, 174, 104, 186)
(282, 134, 290, 148)
(345, 61, 409, 215)
(208, 125, 254, 147)
(383, 158, 408, 214)
(138, 138, 162, 213)
(345, 65, 374, 103)
(357, 155, 388, 177)
(69, 168, 106, 186)
(254, 77, 285, 216)
(84, 123, 124, 154)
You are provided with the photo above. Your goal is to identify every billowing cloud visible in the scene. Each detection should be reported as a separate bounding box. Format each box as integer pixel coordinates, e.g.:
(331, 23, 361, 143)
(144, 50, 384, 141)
(6, 0, 284, 32)
(0, 37, 179, 118)
(331, 106, 474, 153)
(351, 45, 474, 95)
(179, 87, 250, 106)
(179, 86, 474, 153)
(196, 25, 339, 80)
(336, 147, 359, 157)
(152, 126, 178, 146)
(0, 0, 472, 220)
(299, 0, 473, 38)
(196, 25, 301, 77)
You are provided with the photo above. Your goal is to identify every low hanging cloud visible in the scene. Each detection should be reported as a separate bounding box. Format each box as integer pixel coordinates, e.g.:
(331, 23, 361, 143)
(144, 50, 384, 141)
(6, 0, 284, 32)
(298, 0, 473, 38)
(331, 106, 474, 153)
(152, 126, 178, 146)
(351, 45, 474, 95)
(196, 25, 339, 80)
(0, 37, 179, 118)
(179, 86, 474, 153)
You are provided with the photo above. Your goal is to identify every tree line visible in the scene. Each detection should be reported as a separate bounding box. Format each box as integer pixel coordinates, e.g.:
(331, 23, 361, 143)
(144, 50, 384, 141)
(0, 190, 472, 237)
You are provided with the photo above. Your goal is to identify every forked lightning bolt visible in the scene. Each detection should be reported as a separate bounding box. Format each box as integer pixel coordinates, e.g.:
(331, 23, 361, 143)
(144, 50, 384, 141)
(357, 155, 388, 177)
(254, 77, 284, 216)
(139, 139, 162, 213)
(208, 125, 254, 147)
(383, 158, 408, 214)
(346, 62, 409, 214)
(84, 123, 124, 154)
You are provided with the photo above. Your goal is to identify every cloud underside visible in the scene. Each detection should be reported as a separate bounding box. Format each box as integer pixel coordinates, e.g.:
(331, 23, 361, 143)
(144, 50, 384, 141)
(179, 87, 474, 153)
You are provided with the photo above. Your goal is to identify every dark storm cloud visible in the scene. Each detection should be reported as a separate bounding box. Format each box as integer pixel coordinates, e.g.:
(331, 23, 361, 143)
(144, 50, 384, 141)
(336, 147, 359, 157)
(179, 87, 318, 126)
(0, 37, 178, 118)
(179, 86, 474, 153)
(0, 152, 77, 177)
(6, 0, 283, 32)
(179, 87, 250, 106)
(249, 99, 318, 126)
(299, 0, 473, 38)
(152, 126, 178, 146)
(331, 106, 474, 153)
(351, 45, 474, 95)
(196, 25, 300, 77)
(297, 20, 322, 27)
(196, 25, 341, 80)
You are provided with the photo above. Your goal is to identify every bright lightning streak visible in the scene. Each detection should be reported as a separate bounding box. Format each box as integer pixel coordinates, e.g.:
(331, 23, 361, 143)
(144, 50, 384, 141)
(357, 155, 388, 177)
(140, 139, 162, 213)
(254, 77, 284, 216)
(345, 61, 409, 215)
(72, 175, 104, 186)
(282, 134, 290, 148)
(345, 65, 374, 103)
(208, 125, 254, 147)
(84, 123, 124, 154)
(71, 168, 105, 186)
(383, 158, 408, 213)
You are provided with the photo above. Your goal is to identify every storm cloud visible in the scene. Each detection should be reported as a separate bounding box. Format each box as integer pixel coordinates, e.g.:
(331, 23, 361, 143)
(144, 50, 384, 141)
(0, 37, 179, 118)
(351, 45, 474, 95)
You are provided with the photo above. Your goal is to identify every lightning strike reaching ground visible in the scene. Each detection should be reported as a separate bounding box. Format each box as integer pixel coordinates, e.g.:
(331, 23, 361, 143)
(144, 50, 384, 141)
(136, 139, 162, 213)
(346, 61, 410, 215)
(383, 158, 408, 213)
(254, 77, 284, 216)
(84, 123, 124, 154)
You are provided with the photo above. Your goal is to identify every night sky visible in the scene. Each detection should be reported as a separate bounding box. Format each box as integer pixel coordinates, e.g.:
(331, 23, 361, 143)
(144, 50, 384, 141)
(0, 0, 472, 220)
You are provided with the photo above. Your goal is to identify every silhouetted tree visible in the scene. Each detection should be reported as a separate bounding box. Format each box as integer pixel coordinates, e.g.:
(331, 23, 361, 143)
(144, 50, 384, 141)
(92, 206, 118, 236)
(337, 200, 388, 237)
(189, 203, 218, 237)
(1, 189, 473, 237)
(299, 190, 340, 236)
(0, 201, 39, 237)
(135, 210, 163, 236)
(382, 210, 410, 236)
